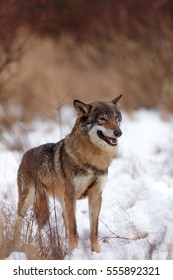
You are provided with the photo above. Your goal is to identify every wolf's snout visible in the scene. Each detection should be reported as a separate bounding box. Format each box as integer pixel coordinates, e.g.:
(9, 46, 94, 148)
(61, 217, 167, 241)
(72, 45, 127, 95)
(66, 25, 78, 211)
(113, 129, 122, 138)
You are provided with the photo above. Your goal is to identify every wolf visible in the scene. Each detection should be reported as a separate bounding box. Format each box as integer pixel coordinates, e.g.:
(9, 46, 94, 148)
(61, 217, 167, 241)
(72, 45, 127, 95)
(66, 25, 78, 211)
(13, 95, 122, 253)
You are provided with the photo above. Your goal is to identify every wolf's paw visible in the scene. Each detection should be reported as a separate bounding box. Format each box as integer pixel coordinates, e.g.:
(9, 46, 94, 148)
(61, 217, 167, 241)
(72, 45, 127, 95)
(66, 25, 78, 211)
(69, 238, 79, 253)
(92, 242, 102, 253)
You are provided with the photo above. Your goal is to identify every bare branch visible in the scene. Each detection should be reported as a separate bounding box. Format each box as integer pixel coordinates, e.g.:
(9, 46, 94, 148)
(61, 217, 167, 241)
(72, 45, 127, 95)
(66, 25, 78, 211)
(99, 218, 148, 241)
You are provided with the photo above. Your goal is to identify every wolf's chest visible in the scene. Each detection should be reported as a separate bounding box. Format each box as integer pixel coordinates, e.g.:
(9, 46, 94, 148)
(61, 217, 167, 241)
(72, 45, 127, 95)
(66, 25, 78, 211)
(73, 171, 107, 198)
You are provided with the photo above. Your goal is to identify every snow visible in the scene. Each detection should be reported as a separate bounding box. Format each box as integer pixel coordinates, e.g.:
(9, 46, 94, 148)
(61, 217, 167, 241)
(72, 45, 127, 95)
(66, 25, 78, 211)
(5, 252, 27, 260)
(1, 107, 173, 260)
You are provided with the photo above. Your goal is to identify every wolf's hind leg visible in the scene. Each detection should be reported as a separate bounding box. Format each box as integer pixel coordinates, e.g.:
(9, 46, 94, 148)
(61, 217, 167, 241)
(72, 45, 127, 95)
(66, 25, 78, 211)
(13, 179, 35, 248)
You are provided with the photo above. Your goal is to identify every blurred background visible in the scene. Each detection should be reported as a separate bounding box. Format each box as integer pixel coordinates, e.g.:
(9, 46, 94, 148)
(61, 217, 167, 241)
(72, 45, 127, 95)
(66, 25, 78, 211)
(0, 0, 173, 121)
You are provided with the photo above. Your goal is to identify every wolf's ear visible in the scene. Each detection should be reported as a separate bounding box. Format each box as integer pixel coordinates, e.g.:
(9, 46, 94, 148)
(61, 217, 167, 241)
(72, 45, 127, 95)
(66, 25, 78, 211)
(74, 100, 91, 116)
(111, 94, 122, 106)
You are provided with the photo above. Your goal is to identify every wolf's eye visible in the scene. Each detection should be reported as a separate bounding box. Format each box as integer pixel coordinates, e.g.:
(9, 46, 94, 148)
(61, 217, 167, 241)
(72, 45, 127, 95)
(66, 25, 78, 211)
(115, 116, 119, 121)
(98, 117, 107, 122)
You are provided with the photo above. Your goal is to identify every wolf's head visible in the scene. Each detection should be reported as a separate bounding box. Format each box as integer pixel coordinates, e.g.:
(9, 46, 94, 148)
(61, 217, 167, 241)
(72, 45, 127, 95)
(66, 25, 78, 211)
(74, 95, 122, 149)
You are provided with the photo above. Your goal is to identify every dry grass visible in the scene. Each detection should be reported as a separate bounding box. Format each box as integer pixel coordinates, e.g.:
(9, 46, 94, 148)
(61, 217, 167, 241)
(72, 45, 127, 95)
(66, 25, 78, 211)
(0, 203, 14, 259)
(0, 201, 67, 260)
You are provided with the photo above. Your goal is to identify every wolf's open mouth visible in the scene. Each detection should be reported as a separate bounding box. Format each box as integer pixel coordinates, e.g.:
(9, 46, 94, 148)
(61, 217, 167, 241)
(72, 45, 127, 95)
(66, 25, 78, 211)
(97, 130, 117, 146)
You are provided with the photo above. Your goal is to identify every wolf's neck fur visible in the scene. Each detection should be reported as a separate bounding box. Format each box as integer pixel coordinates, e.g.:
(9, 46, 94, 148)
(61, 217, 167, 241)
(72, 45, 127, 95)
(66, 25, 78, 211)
(65, 121, 115, 171)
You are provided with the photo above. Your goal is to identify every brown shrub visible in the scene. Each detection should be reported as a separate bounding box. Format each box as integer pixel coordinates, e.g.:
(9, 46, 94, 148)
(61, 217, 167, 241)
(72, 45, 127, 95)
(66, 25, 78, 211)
(0, 202, 66, 260)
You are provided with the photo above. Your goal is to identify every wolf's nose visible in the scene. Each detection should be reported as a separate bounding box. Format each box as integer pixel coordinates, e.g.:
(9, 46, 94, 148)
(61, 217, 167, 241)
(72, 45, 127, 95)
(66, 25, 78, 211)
(113, 129, 122, 138)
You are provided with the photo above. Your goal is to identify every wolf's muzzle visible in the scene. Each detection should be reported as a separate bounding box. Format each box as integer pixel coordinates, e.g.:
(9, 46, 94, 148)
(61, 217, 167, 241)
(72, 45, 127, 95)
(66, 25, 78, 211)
(113, 129, 122, 138)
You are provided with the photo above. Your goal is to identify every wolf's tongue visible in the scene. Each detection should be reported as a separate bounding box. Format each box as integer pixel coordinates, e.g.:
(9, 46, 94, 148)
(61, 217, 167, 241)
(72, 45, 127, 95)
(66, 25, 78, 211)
(97, 130, 117, 146)
(106, 136, 117, 145)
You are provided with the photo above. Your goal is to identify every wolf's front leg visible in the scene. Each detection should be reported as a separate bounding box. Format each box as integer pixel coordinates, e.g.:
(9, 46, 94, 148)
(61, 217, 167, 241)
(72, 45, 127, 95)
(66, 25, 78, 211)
(88, 192, 102, 253)
(64, 194, 78, 252)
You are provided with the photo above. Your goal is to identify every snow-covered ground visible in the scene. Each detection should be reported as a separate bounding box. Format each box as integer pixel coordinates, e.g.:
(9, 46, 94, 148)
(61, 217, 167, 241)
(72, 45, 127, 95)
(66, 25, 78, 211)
(1, 107, 173, 260)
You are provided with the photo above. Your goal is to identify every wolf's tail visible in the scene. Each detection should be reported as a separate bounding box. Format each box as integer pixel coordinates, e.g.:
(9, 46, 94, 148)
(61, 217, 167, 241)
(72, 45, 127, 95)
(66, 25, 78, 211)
(34, 186, 50, 229)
